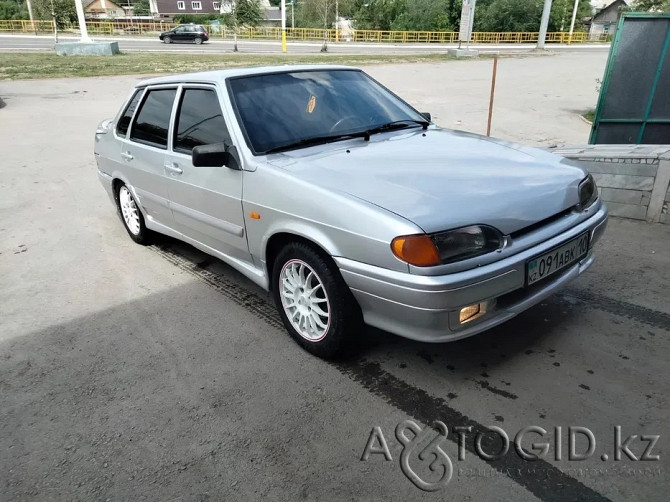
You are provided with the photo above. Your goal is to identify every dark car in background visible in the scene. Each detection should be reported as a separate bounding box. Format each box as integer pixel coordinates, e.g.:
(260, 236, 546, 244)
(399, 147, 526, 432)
(159, 24, 209, 45)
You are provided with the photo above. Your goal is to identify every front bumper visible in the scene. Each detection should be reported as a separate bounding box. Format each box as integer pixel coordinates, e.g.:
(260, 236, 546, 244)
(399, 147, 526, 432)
(336, 205, 608, 342)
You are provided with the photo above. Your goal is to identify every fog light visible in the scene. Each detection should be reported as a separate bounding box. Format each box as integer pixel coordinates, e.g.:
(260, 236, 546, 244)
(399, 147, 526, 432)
(459, 304, 481, 323)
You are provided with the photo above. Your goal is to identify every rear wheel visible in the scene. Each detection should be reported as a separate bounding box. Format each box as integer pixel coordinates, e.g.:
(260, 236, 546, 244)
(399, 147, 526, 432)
(163, 36, 171, 44)
(194, 37, 203, 45)
(116, 183, 150, 245)
(272, 242, 362, 358)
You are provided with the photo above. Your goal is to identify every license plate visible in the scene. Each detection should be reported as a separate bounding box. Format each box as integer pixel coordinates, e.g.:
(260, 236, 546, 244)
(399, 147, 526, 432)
(526, 232, 590, 286)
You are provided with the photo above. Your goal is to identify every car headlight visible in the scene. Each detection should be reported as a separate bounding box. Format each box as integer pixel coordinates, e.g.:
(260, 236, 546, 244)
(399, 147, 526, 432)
(579, 174, 598, 209)
(391, 225, 503, 267)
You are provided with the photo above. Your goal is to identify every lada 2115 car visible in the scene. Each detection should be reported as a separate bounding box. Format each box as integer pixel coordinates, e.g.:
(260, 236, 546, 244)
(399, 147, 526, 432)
(94, 66, 608, 358)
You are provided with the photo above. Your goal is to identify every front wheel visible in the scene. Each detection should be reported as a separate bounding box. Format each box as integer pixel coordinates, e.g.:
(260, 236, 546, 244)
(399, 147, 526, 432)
(163, 36, 171, 44)
(272, 242, 362, 358)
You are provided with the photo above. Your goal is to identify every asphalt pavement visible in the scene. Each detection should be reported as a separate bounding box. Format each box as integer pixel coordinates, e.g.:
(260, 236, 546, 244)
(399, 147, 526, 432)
(0, 53, 667, 501)
(0, 33, 611, 55)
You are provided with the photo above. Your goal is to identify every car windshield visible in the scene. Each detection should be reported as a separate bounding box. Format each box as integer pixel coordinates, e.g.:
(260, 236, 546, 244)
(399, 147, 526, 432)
(228, 69, 427, 154)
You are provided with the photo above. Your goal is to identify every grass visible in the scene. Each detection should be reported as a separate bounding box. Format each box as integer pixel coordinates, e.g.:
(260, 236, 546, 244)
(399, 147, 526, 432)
(0, 52, 469, 80)
(582, 108, 595, 123)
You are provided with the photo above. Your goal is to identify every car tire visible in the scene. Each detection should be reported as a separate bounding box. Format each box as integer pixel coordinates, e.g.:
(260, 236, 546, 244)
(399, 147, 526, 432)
(194, 37, 203, 45)
(272, 242, 362, 359)
(115, 183, 150, 245)
(164, 36, 171, 44)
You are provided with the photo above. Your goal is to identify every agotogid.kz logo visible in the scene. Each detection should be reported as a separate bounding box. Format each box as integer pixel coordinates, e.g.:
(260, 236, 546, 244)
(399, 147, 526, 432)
(362, 420, 453, 491)
(361, 421, 660, 491)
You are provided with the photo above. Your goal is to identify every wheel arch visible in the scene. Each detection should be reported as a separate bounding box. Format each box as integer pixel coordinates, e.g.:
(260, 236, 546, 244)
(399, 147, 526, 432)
(264, 232, 335, 291)
(111, 177, 148, 218)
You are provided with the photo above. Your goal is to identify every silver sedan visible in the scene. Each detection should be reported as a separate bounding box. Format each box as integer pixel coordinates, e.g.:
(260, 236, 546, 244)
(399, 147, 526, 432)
(94, 65, 608, 358)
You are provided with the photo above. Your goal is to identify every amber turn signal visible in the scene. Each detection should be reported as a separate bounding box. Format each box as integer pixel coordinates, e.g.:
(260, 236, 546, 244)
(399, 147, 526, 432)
(391, 234, 441, 267)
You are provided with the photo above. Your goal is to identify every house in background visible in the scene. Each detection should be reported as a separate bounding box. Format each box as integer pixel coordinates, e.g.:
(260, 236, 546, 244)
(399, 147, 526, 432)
(149, 0, 279, 23)
(585, 0, 629, 39)
(261, 5, 281, 27)
(83, 0, 126, 20)
(149, 0, 223, 18)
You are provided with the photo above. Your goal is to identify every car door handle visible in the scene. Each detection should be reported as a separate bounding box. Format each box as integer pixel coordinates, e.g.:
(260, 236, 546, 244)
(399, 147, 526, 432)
(164, 163, 183, 174)
(121, 151, 133, 161)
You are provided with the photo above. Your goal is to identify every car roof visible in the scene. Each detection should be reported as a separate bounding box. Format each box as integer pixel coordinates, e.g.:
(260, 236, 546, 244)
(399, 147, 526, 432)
(136, 65, 361, 88)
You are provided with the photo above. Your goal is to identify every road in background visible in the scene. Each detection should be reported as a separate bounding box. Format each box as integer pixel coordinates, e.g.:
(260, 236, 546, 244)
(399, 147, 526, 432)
(0, 33, 611, 55)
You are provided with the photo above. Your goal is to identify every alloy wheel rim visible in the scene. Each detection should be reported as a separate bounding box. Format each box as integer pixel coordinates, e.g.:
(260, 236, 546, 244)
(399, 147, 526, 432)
(279, 259, 331, 341)
(119, 187, 141, 236)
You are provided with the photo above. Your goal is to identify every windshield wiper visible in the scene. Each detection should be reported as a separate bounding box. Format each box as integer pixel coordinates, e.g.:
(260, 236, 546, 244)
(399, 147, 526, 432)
(264, 131, 370, 154)
(263, 119, 429, 154)
(365, 119, 429, 136)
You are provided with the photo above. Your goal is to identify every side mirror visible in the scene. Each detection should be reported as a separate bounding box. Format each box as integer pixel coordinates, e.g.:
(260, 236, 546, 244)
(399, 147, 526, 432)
(420, 112, 432, 122)
(192, 143, 240, 170)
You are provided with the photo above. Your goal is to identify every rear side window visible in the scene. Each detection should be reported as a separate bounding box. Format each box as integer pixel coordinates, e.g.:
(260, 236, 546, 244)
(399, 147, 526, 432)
(174, 88, 228, 154)
(129, 88, 177, 149)
(116, 90, 142, 137)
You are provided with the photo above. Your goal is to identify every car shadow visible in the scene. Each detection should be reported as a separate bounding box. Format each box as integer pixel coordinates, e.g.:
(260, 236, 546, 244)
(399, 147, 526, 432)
(148, 232, 578, 374)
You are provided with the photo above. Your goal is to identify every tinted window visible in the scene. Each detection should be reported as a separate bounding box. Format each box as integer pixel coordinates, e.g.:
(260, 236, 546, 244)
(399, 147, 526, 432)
(174, 88, 228, 153)
(130, 88, 177, 149)
(116, 90, 142, 137)
(228, 70, 424, 154)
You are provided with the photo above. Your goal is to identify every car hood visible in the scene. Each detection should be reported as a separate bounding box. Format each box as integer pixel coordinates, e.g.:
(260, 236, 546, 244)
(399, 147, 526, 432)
(267, 128, 587, 235)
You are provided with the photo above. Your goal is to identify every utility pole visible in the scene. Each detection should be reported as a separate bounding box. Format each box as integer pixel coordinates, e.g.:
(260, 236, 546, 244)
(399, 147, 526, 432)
(291, 0, 294, 29)
(320, 0, 328, 52)
(568, 0, 580, 44)
(50, 0, 58, 43)
(281, 0, 287, 52)
(232, 0, 238, 52)
(74, 0, 93, 43)
(335, 0, 338, 42)
(25, 0, 36, 35)
(537, 0, 553, 50)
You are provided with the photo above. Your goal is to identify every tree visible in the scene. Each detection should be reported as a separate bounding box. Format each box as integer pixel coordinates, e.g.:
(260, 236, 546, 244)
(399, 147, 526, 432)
(230, 0, 262, 52)
(634, 0, 670, 10)
(549, 0, 593, 32)
(292, 0, 337, 50)
(0, 1, 29, 20)
(352, 0, 406, 30)
(33, 0, 76, 28)
(132, 0, 150, 16)
(390, 0, 456, 31)
(349, 0, 461, 31)
(474, 0, 593, 33)
(475, 0, 544, 32)
(235, 0, 263, 26)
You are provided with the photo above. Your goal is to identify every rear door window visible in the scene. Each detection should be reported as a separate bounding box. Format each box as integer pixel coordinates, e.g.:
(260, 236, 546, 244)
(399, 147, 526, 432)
(173, 88, 229, 154)
(129, 88, 177, 149)
(116, 90, 142, 137)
